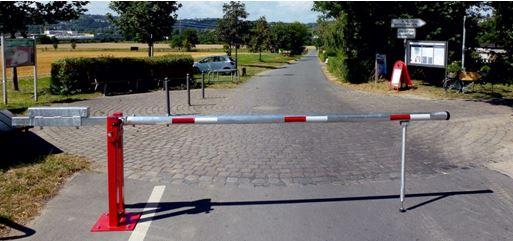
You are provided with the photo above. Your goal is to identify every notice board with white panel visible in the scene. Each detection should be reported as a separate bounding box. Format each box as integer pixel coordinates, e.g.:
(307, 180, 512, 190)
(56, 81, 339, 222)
(406, 41, 448, 68)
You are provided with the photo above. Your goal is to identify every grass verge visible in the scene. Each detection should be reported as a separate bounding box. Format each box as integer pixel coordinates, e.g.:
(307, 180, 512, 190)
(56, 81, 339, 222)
(0, 77, 99, 114)
(0, 153, 89, 237)
(319, 58, 513, 100)
(193, 52, 300, 89)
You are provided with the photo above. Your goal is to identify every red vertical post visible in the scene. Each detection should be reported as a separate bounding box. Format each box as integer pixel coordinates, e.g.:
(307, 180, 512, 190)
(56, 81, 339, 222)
(92, 112, 141, 232)
(113, 112, 125, 221)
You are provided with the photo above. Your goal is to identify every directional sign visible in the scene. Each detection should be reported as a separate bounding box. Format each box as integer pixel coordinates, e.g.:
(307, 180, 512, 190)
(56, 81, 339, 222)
(391, 19, 426, 28)
(397, 28, 416, 39)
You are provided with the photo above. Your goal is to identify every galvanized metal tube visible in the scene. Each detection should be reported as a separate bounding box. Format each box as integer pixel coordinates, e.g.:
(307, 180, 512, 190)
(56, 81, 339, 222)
(164, 78, 170, 116)
(33, 36, 38, 101)
(186, 74, 191, 106)
(399, 121, 408, 212)
(123, 112, 449, 125)
(2, 36, 7, 104)
(201, 72, 205, 99)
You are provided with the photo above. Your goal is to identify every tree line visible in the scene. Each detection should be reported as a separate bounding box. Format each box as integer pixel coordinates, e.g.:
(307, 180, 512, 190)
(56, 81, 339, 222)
(167, 1, 311, 62)
(0, 1, 312, 91)
(313, 2, 513, 84)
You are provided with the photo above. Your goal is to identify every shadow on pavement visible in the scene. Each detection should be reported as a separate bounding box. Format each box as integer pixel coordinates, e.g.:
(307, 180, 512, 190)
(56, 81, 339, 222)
(126, 189, 493, 223)
(0, 217, 36, 240)
(0, 131, 62, 170)
(465, 98, 513, 110)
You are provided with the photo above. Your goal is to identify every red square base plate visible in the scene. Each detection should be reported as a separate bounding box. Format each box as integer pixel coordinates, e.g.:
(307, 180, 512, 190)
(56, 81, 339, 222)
(91, 212, 141, 232)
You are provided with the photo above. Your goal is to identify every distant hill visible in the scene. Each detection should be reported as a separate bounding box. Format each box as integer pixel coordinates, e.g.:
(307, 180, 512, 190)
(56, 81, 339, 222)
(28, 14, 316, 39)
(29, 14, 115, 34)
(175, 18, 219, 31)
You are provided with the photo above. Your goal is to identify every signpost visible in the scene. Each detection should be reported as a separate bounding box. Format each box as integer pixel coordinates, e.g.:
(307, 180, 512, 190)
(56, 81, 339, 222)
(1, 36, 6, 104)
(1, 37, 38, 104)
(391, 18, 426, 28)
(397, 28, 416, 39)
(391, 18, 426, 66)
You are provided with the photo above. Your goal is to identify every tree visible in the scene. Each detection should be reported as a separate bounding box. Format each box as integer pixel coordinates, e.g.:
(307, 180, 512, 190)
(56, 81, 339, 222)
(198, 30, 219, 44)
(269, 22, 310, 55)
(491, 2, 513, 55)
(217, 1, 249, 70)
(70, 39, 77, 49)
(170, 34, 185, 50)
(313, 2, 483, 83)
(182, 28, 199, 51)
(51, 36, 59, 50)
(0, 1, 88, 91)
(249, 17, 270, 61)
(108, 1, 181, 57)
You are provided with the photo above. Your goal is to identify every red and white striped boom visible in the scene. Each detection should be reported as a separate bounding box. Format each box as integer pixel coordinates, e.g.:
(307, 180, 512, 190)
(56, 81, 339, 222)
(9, 107, 452, 230)
(123, 111, 450, 125)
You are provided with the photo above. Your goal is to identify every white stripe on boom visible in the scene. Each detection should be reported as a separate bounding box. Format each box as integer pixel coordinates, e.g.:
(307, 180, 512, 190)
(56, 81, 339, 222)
(410, 114, 431, 120)
(306, 116, 328, 122)
(195, 117, 218, 123)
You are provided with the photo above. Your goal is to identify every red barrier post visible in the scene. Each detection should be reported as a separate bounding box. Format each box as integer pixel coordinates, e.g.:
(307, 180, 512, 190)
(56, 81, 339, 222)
(91, 112, 141, 232)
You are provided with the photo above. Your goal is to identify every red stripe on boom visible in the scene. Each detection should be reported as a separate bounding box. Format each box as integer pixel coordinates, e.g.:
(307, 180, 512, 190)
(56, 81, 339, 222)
(284, 116, 307, 122)
(172, 117, 195, 124)
(390, 114, 411, 121)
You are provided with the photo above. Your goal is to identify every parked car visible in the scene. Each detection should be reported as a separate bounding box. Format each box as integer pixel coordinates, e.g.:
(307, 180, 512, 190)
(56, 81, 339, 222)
(193, 55, 236, 73)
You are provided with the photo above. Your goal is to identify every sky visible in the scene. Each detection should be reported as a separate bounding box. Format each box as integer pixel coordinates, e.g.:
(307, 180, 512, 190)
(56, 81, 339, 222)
(85, 1, 320, 23)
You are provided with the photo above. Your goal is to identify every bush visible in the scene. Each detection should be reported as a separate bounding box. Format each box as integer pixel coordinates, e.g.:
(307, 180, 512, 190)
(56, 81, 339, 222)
(319, 48, 337, 62)
(37, 35, 52, 44)
(50, 55, 193, 95)
(447, 61, 462, 73)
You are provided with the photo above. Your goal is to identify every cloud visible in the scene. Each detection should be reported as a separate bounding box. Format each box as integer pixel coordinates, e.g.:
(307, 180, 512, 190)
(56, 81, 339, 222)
(85, 1, 320, 23)
(177, 1, 224, 19)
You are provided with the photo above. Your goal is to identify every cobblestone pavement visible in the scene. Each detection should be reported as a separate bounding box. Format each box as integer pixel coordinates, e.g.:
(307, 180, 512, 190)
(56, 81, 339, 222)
(33, 50, 513, 187)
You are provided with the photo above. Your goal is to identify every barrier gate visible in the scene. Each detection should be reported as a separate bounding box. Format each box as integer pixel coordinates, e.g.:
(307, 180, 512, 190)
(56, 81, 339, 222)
(12, 107, 450, 232)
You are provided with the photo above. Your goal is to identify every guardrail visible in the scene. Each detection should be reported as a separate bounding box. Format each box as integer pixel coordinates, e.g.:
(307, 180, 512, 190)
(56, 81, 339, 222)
(12, 107, 450, 232)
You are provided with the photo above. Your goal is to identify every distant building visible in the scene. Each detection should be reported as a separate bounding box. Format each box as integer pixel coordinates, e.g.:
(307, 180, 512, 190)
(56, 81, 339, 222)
(43, 30, 94, 40)
(475, 43, 507, 63)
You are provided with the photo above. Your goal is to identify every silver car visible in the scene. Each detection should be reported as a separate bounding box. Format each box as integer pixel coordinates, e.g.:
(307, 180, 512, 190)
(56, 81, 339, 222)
(193, 55, 236, 73)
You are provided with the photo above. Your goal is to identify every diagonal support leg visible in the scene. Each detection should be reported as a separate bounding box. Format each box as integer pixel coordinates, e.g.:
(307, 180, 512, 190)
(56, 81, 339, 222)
(399, 121, 409, 212)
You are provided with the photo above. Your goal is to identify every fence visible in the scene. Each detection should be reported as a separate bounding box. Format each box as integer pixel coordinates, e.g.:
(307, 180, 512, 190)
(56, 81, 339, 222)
(12, 107, 450, 232)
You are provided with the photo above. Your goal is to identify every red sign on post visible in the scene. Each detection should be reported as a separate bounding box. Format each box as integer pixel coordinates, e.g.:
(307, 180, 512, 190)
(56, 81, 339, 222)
(389, 60, 413, 90)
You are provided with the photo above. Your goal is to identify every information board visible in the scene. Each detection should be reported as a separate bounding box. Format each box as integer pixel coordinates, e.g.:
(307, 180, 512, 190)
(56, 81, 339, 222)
(406, 41, 447, 68)
(376, 54, 387, 76)
(3, 38, 36, 67)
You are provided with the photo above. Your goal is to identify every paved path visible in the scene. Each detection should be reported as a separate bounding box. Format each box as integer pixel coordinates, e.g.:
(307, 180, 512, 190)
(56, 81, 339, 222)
(34, 50, 513, 186)
(13, 50, 513, 241)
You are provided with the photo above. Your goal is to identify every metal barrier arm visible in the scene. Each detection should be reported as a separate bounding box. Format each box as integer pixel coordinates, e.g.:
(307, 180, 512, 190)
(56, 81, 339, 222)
(123, 111, 450, 125)
(10, 106, 451, 231)
(12, 110, 449, 127)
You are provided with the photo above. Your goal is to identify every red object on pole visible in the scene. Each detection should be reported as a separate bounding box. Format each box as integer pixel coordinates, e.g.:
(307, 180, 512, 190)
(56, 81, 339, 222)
(389, 60, 413, 90)
(91, 112, 141, 232)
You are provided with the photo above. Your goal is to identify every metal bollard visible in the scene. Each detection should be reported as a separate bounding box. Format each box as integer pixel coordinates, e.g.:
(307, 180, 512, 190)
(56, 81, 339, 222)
(186, 74, 191, 106)
(164, 77, 170, 116)
(201, 72, 205, 99)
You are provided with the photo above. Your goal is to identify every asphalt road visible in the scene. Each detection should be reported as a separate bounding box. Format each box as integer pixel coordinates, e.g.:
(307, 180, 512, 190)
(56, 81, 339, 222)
(14, 50, 513, 241)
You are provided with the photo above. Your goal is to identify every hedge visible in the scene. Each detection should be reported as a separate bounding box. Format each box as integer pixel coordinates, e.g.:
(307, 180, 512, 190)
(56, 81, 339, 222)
(50, 55, 194, 95)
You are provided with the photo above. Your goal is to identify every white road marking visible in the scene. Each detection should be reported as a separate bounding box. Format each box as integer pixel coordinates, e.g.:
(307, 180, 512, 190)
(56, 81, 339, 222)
(128, 185, 166, 241)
